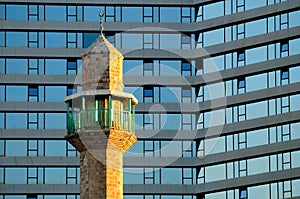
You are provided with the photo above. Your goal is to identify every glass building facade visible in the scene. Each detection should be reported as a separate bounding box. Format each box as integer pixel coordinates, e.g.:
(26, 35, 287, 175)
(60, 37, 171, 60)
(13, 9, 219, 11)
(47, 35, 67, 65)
(0, 0, 300, 198)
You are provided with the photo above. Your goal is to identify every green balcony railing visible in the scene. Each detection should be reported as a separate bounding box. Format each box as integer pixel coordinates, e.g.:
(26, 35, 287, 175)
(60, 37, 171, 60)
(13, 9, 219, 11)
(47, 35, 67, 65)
(67, 109, 135, 134)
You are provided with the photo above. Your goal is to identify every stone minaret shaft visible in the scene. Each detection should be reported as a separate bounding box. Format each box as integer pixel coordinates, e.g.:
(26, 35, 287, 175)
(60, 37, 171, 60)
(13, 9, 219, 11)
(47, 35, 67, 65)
(65, 33, 137, 199)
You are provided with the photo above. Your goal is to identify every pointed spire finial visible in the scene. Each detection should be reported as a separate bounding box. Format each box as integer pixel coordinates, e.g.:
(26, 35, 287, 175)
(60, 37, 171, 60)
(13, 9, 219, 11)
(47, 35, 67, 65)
(99, 11, 105, 36)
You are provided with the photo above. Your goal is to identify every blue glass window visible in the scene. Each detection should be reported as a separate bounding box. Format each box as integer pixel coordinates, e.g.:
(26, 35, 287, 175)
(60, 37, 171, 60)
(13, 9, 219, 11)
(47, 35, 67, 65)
(6, 32, 28, 47)
(45, 6, 66, 21)
(160, 7, 180, 22)
(245, 0, 266, 10)
(161, 87, 180, 103)
(45, 86, 66, 102)
(203, 1, 224, 20)
(238, 51, 245, 61)
(29, 86, 38, 102)
(0, 5, 5, 20)
(45, 168, 66, 183)
(204, 28, 224, 47)
(160, 34, 181, 49)
(160, 60, 181, 76)
(67, 59, 77, 75)
(240, 189, 247, 199)
(6, 59, 28, 74)
(6, 5, 27, 20)
(5, 168, 27, 184)
(122, 7, 142, 22)
(281, 70, 289, 80)
(45, 59, 66, 75)
(45, 32, 66, 48)
(182, 89, 191, 97)
(83, 33, 99, 48)
(28, 86, 38, 96)
(6, 113, 27, 129)
(238, 78, 245, 89)
(122, 34, 142, 49)
(45, 113, 66, 129)
(0, 86, 4, 101)
(83, 6, 104, 22)
(6, 140, 27, 156)
(0, 32, 4, 47)
(0, 113, 4, 129)
(281, 42, 289, 52)
(67, 60, 77, 70)
(182, 63, 191, 71)
(45, 140, 66, 156)
(144, 62, 153, 70)
(6, 86, 27, 101)
(144, 88, 153, 97)
(27, 194, 37, 199)
(246, 19, 267, 37)
(123, 60, 143, 76)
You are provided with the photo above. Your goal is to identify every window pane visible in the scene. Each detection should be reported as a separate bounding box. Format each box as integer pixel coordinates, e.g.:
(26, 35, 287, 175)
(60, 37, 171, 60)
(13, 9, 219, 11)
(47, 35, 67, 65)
(246, 19, 267, 37)
(6, 32, 27, 47)
(45, 6, 66, 21)
(45, 113, 66, 129)
(122, 34, 142, 49)
(6, 140, 27, 156)
(123, 60, 143, 76)
(204, 28, 224, 47)
(6, 5, 27, 20)
(6, 86, 27, 101)
(204, 2, 224, 20)
(5, 168, 27, 184)
(246, 73, 267, 92)
(160, 60, 181, 76)
(123, 168, 144, 184)
(246, 101, 267, 120)
(248, 157, 269, 175)
(246, 46, 267, 65)
(160, 7, 180, 22)
(6, 59, 28, 74)
(6, 113, 27, 129)
(45, 59, 66, 75)
(45, 168, 66, 183)
(122, 7, 142, 22)
(160, 34, 181, 49)
(161, 168, 182, 184)
(45, 86, 66, 102)
(45, 33, 66, 48)
(205, 164, 226, 182)
(45, 140, 66, 156)
(83, 6, 104, 22)
(245, 0, 266, 10)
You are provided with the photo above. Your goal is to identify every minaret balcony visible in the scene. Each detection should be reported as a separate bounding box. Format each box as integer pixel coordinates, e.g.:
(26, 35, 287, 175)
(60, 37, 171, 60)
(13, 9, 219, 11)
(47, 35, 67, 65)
(67, 108, 135, 134)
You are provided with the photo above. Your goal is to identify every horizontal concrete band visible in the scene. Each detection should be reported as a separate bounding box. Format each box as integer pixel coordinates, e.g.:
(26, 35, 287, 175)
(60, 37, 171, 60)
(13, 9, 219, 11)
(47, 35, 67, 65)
(0, 168, 299, 194)
(0, 74, 77, 86)
(1, 81, 299, 113)
(124, 138, 300, 167)
(136, 110, 300, 140)
(135, 81, 300, 113)
(124, 167, 300, 194)
(0, 157, 79, 167)
(0, 110, 299, 142)
(1, 1, 297, 33)
(1, 26, 299, 60)
(0, 102, 66, 112)
(1, 54, 299, 87)
(0, 0, 217, 6)
(124, 54, 300, 86)
(2, 138, 299, 168)
(0, 129, 67, 139)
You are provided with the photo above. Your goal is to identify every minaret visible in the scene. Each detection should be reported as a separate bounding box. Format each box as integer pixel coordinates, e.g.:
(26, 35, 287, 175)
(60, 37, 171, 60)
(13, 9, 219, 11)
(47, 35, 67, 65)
(65, 12, 137, 199)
